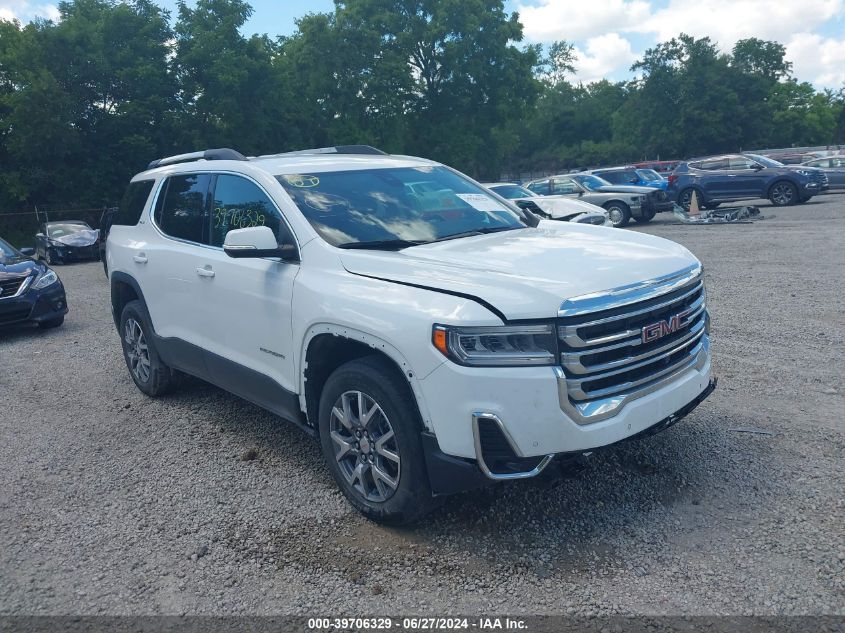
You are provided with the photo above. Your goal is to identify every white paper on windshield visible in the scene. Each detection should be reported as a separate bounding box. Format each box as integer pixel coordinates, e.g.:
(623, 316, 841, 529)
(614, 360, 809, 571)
(455, 193, 507, 212)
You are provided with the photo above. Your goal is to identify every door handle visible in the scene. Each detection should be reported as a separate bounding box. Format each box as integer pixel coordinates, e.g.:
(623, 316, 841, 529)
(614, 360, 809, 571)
(133, 254, 148, 264)
(196, 266, 215, 278)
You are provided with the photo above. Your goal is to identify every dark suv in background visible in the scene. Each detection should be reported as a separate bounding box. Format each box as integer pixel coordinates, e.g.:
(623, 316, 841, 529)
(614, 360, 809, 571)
(668, 153, 828, 209)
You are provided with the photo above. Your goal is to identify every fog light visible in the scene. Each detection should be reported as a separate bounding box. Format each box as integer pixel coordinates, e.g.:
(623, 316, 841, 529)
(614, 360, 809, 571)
(55, 301, 64, 310)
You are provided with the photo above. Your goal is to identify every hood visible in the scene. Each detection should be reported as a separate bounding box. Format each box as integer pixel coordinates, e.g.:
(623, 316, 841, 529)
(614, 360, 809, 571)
(520, 195, 606, 219)
(53, 229, 99, 247)
(0, 255, 43, 277)
(594, 184, 655, 194)
(339, 225, 698, 320)
(782, 165, 822, 173)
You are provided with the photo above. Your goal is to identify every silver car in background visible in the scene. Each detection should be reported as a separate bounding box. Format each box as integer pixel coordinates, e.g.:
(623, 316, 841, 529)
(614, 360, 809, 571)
(483, 183, 611, 226)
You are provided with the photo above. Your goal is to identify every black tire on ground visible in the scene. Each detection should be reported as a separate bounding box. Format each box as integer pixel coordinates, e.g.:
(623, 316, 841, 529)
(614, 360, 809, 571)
(45, 251, 57, 265)
(603, 201, 631, 228)
(677, 188, 706, 211)
(102, 256, 108, 278)
(318, 355, 439, 525)
(769, 181, 798, 207)
(38, 316, 64, 329)
(634, 208, 656, 224)
(119, 299, 177, 397)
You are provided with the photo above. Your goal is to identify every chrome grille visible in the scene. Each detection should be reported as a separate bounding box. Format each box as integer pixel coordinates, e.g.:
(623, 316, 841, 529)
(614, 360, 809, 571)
(556, 265, 709, 424)
(0, 274, 29, 299)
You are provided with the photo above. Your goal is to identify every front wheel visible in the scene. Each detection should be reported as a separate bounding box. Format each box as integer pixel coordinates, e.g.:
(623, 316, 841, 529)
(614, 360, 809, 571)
(603, 202, 631, 228)
(769, 181, 798, 207)
(318, 356, 438, 525)
(634, 208, 656, 224)
(119, 300, 177, 396)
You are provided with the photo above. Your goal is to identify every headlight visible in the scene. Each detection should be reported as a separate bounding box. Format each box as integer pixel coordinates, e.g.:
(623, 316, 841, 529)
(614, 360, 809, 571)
(796, 170, 812, 176)
(32, 269, 58, 289)
(432, 324, 556, 366)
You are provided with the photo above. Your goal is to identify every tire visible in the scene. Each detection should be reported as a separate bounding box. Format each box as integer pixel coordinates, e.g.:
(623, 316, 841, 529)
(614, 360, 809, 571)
(45, 251, 55, 265)
(769, 181, 798, 207)
(603, 201, 631, 228)
(38, 316, 64, 329)
(634, 208, 656, 224)
(677, 188, 706, 212)
(119, 300, 176, 397)
(318, 355, 438, 525)
(102, 256, 108, 278)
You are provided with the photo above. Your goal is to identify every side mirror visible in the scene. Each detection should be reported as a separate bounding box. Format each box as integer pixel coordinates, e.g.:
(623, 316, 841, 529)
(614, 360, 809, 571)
(223, 226, 299, 263)
(753, 164, 764, 171)
(35, 233, 44, 239)
(19, 247, 35, 256)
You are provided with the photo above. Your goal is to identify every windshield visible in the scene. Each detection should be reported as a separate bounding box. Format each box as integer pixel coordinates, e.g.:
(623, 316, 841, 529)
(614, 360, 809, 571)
(277, 166, 525, 248)
(745, 154, 783, 167)
(636, 169, 663, 182)
(489, 184, 536, 199)
(47, 223, 91, 238)
(572, 175, 612, 191)
(0, 237, 18, 259)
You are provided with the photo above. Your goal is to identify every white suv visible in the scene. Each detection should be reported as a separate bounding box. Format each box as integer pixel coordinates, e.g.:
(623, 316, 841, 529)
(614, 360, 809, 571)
(108, 146, 715, 523)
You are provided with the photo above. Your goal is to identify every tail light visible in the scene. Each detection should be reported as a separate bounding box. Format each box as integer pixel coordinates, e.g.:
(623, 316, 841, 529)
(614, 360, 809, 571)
(667, 173, 678, 187)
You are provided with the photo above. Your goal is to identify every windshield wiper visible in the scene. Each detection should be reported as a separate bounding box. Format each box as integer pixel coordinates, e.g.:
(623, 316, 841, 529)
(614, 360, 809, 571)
(337, 239, 427, 251)
(432, 226, 521, 243)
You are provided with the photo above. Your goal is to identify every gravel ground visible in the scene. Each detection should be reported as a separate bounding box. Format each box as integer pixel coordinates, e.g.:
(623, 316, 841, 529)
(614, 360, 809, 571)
(1, 194, 844, 616)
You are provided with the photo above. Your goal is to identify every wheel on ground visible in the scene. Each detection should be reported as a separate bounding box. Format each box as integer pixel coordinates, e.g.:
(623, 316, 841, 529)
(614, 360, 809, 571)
(318, 355, 438, 524)
(677, 188, 706, 211)
(769, 181, 798, 206)
(45, 251, 55, 265)
(604, 201, 631, 228)
(119, 300, 176, 396)
(38, 316, 64, 329)
(634, 208, 656, 224)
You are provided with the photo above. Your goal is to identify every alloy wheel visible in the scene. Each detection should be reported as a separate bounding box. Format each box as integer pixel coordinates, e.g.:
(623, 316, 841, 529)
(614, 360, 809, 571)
(124, 318, 151, 383)
(771, 183, 794, 205)
(607, 206, 624, 226)
(329, 390, 401, 502)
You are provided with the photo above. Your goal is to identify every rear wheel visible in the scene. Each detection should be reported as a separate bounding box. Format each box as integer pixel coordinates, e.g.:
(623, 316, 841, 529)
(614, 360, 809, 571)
(769, 181, 798, 206)
(119, 300, 176, 396)
(677, 188, 706, 211)
(318, 356, 437, 524)
(603, 201, 631, 228)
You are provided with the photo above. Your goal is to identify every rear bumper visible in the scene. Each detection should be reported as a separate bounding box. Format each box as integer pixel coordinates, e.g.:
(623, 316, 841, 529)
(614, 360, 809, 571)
(0, 282, 68, 327)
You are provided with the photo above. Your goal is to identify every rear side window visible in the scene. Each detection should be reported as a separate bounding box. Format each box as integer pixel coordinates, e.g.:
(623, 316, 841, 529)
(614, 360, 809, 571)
(114, 180, 155, 226)
(527, 180, 551, 195)
(599, 170, 637, 184)
(695, 158, 728, 171)
(156, 174, 212, 244)
(210, 175, 291, 247)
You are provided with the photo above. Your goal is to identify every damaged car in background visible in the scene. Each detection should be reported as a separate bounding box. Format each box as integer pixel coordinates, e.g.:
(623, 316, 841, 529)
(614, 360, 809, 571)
(0, 236, 67, 329)
(484, 183, 611, 226)
(35, 220, 101, 265)
(523, 174, 673, 228)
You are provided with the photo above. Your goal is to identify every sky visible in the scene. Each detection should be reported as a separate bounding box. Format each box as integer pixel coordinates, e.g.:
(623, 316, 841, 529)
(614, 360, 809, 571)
(2, 0, 844, 90)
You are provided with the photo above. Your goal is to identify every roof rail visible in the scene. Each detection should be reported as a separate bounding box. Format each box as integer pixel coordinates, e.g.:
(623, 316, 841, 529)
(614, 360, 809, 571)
(258, 145, 387, 159)
(147, 148, 248, 170)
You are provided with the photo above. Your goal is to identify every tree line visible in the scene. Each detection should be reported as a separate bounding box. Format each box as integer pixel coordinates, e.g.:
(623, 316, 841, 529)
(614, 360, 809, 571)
(1, 0, 843, 215)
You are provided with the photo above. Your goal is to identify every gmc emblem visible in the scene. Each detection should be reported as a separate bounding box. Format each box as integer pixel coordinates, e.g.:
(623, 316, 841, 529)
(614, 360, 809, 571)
(641, 307, 693, 344)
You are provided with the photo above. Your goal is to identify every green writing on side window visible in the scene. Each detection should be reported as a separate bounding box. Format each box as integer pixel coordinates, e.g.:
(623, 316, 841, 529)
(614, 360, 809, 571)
(214, 207, 267, 231)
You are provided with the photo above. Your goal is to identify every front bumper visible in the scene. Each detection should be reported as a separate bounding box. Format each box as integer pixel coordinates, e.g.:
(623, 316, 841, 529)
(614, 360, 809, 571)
(48, 243, 99, 262)
(417, 337, 713, 488)
(0, 281, 68, 327)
